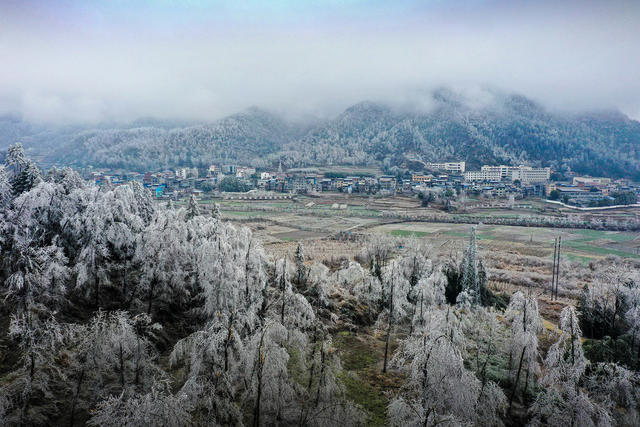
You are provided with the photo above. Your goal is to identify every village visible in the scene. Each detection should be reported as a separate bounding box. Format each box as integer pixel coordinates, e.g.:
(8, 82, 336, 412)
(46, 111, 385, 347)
(82, 159, 639, 209)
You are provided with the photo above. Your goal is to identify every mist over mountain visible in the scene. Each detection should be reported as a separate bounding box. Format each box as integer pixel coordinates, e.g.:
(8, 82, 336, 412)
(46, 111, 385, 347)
(2, 89, 639, 179)
(283, 89, 640, 179)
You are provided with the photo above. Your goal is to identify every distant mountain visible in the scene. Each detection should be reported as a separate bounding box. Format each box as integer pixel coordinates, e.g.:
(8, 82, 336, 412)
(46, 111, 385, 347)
(1, 89, 639, 179)
(284, 89, 640, 179)
(49, 107, 301, 171)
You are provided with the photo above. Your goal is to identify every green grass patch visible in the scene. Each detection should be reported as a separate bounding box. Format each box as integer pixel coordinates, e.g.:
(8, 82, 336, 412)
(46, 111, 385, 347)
(444, 231, 469, 238)
(221, 210, 268, 217)
(334, 332, 379, 371)
(389, 229, 430, 238)
(570, 229, 638, 243)
(566, 253, 594, 265)
(459, 212, 523, 218)
(477, 233, 497, 241)
(338, 372, 387, 427)
(563, 240, 640, 259)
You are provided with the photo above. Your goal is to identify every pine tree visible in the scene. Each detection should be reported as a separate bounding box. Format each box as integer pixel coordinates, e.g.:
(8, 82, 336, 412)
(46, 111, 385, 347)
(130, 181, 155, 225)
(212, 202, 221, 219)
(3, 142, 27, 176)
(11, 161, 42, 196)
(186, 194, 200, 220)
(457, 226, 487, 306)
(293, 241, 308, 291)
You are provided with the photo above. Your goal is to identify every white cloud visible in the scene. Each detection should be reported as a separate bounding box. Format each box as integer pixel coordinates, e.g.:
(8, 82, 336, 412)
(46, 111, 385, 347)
(0, 0, 639, 123)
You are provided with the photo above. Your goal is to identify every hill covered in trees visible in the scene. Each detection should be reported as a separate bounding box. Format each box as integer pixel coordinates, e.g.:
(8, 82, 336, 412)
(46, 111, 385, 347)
(2, 89, 640, 179)
(282, 89, 640, 179)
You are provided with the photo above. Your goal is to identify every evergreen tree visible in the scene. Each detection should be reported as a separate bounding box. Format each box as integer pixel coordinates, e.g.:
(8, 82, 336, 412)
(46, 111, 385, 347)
(11, 161, 42, 196)
(130, 181, 155, 225)
(186, 194, 200, 220)
(457, 226, 487, 306)
(294, 241, 308, 291)
(211, 201, 221, 219)
(4, 142, 27, 176)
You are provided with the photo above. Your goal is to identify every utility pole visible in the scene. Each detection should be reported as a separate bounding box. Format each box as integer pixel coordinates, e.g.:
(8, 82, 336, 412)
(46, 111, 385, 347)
(551, 237, 557, 300)
(555, 236, 562, 300)
(551, 237, 562, 300)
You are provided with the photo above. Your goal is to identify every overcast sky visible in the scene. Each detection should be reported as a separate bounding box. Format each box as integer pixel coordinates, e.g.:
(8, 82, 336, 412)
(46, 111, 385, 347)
(1, 0, 639, 123)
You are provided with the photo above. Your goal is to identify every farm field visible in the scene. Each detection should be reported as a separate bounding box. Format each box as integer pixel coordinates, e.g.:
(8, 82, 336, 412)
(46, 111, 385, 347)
(224, 202, 640, 263)
(370, 222, 640, 262)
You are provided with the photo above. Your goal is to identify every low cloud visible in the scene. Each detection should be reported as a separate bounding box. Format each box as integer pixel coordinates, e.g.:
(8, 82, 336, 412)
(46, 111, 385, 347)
(1, 0, 639, 123)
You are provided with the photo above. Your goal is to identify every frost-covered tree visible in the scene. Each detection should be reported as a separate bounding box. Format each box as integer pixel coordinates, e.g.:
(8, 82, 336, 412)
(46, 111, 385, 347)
(87, 380, 193, 427)
(211, 201, 222, 220)
(389, 307, 506, 426)
(293, 241, 308, 291)
(64, 311, 158, 426)
(0, 165, 11, 209)
(381, 259, 412, 372)
(457, 226, 488, 306)
(584, 362, 640, 426)
(11, 160, 42, 196)
(399, 238, 433, 333)
(136, 208, 193, 315)
(334, 261, 366, 292)
(186, 194, 200, 220)
(0, 314, 66, 425)
(4, 142, 28, 175)
(578, 260, 635, 339)
(306, 262, 333, 312)
(243, 322, 297, 426)
(364, 234, 395, 282)
(506, 291, 541, 411)
(69, 186, 143, 308)
(410, 268, 447, 331)
(297, 333, 363, 426)
(529, 306, 609, 427)
(100, 311, 161, 392)
(1, 188, 69, 314)
(130, 181, 155, 225)
(170, 313, 248, 424)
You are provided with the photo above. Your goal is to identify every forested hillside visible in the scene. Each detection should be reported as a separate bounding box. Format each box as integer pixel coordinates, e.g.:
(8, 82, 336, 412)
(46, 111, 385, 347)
(2, 144, 640, 426)
(283, 90, 640, 179)
(50, 108, 301, 171)
(2, 89, 640, 179)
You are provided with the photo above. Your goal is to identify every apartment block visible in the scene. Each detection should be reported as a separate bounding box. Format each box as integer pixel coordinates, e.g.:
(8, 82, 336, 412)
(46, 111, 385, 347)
(511, 166, 551, 183)
(425, 161, 466, 174)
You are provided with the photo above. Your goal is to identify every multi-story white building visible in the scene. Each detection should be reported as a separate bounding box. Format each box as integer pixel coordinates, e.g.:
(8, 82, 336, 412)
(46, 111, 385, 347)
(465, 165, 550, 183)
(481, 165, 517, 180)
(464, 171, 484, 182)
(175, 168, 188, 179)
(425, 161, 466, 174)
(511, 166, 550, 183)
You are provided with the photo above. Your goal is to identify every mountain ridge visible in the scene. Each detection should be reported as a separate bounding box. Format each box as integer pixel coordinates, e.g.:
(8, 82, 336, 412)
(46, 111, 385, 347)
(1, 90, 639, 179)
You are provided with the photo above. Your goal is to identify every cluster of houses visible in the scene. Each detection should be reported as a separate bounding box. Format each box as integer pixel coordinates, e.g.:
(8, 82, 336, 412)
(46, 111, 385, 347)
(547, 177, 638, 206)
(82, 160, 638, 204)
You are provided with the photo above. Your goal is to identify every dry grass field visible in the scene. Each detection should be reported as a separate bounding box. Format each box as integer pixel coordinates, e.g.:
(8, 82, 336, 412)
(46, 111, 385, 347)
(224, 198, 640, 317)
